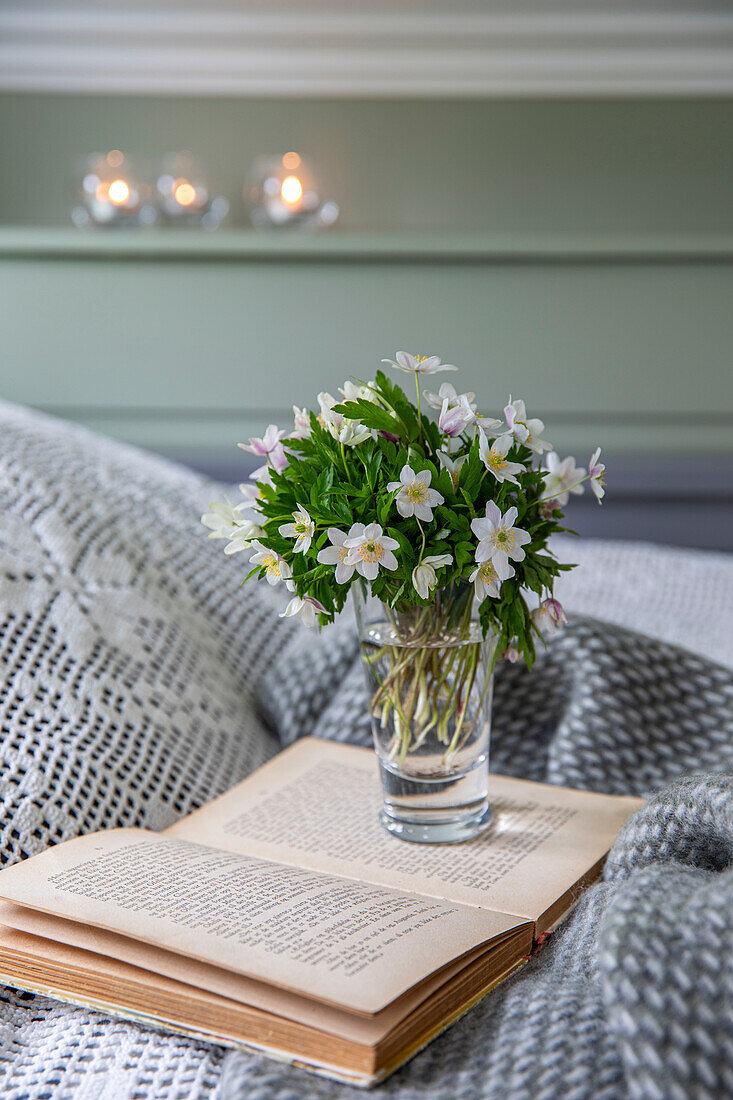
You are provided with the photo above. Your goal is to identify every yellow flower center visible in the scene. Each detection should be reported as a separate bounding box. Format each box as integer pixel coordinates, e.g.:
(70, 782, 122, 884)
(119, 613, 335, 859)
(294, 519, 308, 533)
(493, 528, 514, 547)
(337, 547, 349, 564)
(263, 554, 281, 576)
(487, 453, 508, 471)
(406, 480, 429, 503)
(479, 562, 497, 582)
(360, 541, 384, 563)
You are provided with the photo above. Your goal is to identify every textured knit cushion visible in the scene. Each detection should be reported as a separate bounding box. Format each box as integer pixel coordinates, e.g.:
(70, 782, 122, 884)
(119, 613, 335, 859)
(0, 402, 296, 867)
(0, 401, 297, 1098)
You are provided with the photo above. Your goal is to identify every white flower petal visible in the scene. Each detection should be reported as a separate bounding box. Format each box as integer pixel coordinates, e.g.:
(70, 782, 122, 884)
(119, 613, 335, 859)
(334, 561, 355, 584)
(474, 540, 494, 563)
(317, 546, 341, 565)
(484, 500, 502, 527)
(379, 536, 400, 551)
(470, 516, 492, 541)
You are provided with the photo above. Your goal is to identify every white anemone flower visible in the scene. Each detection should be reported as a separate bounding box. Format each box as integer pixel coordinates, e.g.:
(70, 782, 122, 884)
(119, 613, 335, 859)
(425, 382, 476, 415)
(239, 481, 264, 507)
(475, 413, 506, 433)
(439, 396, 476, 437)
(412, 553, 453, 599)
(279, 595, 327, 628)
(339, 379, 378, 403)
(542, 453, 586, 506)
(290, 406, 311, 440)
(200, 501, 264, 555)
(249, 464, 274, 487)
(344, 523, 400, 581)
(381, 352, 458, 376)
(317, 392, 372, 447)
(249, 542, 292, 587)
(316, 524, 363, 583)
(504, 399, 552, 454)
(531, 598, 568, 637)
(437, 450, 468, 490)
(469, 557, 515, 601)
(478, 430, 524, 487)
(238, 424, 288, 476)
(278, 506, 315, 554)
(471, 501, 531, 575)
(387, 464, 444, 522)
(588, 447, 606, 502)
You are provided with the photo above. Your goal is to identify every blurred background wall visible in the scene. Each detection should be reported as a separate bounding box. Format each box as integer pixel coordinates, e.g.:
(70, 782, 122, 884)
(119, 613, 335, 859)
(1, 3, 732, 548)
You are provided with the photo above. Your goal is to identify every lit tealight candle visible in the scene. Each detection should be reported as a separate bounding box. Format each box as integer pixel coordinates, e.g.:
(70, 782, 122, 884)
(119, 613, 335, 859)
(280, 175, 303, 206)
(106, 179, 131, 205)
(247, 152, 338, 229)
(173, 179, 198, 207)
(153, 154, 228, 228)
(74, 150, 145, 227)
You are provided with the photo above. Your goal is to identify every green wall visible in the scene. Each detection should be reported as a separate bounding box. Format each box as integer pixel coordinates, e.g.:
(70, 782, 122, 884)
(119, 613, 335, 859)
(0, 93, 731, 471)
(1, 94, 732, 232)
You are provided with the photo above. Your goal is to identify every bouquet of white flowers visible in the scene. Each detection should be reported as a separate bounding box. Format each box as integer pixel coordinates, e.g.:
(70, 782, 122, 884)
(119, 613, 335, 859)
(205, 354, 606, 836)
(203, 351, 604, 674)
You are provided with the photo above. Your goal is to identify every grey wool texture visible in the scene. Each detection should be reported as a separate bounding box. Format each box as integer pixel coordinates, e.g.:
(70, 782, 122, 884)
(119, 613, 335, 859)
(0, 399, 730, 1099)
(222, 620, 733, 1100)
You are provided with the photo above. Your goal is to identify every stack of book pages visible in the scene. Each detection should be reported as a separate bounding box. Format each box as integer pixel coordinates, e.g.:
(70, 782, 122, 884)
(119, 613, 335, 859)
(0, 738, 642, 1086)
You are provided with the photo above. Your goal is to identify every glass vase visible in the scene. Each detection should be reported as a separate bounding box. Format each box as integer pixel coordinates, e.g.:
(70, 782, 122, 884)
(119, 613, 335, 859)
(353, 581, 495, 844)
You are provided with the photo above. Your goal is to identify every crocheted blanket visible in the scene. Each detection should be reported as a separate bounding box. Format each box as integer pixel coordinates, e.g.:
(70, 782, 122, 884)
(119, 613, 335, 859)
(0, 400, 731, 1100)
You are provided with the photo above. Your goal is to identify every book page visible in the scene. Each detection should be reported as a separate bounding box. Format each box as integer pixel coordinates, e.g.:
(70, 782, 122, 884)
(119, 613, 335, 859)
(0, 828, 524, 1015)
(0, 903, 528, 1046)
(168, 738, 644, 922)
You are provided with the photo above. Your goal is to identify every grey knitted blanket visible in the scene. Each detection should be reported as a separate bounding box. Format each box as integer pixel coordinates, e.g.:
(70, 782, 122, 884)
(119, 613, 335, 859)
(219, 617, 733, 1100)
(0, 400, 731, 1100)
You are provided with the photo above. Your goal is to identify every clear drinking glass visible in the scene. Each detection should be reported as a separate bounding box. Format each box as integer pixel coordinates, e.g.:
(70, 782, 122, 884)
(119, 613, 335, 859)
(352, 581, 495, 844)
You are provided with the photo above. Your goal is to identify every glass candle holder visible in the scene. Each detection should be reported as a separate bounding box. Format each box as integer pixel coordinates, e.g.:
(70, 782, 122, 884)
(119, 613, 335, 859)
(154, 153, 229, 229)
(72, 151, 155, 229)
(245, 152, 339, 230)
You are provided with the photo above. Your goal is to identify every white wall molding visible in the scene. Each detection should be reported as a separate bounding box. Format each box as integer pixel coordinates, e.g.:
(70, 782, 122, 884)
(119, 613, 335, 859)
(1, 4, 733, 97)
(1, 228, 732, 262)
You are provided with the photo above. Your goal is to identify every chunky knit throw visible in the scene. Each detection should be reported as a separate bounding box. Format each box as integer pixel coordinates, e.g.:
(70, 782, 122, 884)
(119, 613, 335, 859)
(0, 400, 731, 1100)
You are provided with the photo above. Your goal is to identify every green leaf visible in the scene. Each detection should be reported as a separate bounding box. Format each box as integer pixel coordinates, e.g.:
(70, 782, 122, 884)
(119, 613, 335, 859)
(331, 400, 403, 437)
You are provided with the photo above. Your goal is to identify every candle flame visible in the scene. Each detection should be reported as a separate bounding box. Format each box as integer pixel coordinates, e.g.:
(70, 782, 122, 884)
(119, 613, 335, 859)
(281, 176, 303, 205)
(173, 180, 197, 207)
(107, 179, 130, 205)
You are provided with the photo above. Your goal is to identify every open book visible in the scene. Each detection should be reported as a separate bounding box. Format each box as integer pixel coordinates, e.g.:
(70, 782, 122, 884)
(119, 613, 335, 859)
(0, 738, 642, 1087)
